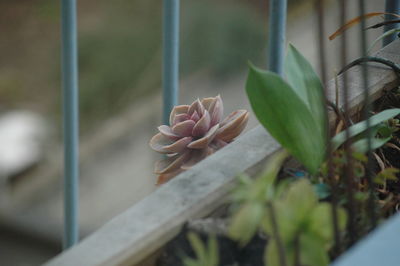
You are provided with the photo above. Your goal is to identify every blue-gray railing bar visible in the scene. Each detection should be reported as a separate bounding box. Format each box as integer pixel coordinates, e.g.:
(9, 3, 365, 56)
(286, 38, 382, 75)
(267, 0, 287, 75)
(331, 212, 400, 266)
(162, 0, 180, 124)
(61, 0, 79, 249)
(384, 0, 400, 46)
(359, 0, 377, 229)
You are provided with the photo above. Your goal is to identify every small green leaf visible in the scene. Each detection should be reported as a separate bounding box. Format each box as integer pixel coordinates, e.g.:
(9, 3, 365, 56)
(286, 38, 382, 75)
(183, 233, 219, 266)
(246, 64, 326, 174)
(228, 202, 265, 246)
(374, 167, 400, 185)
(331, 109, 400, 150)
(187, 233, 206, 262)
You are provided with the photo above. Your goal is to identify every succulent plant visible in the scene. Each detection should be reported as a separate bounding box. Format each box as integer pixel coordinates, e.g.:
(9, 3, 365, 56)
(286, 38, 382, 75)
(150, 95, 249, 184)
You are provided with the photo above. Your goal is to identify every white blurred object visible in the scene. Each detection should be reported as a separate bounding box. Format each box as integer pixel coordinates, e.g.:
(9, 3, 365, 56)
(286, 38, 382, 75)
(0, 111, 47, 182)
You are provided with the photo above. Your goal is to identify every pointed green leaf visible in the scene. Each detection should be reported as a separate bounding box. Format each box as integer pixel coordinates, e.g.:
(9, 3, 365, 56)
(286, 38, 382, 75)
(331, 108, 400, 150)
(246, 64, 326, 174)
(351, 136, 391, 153)
(187, 233, 206, 262)
(285, 44, 327, 139)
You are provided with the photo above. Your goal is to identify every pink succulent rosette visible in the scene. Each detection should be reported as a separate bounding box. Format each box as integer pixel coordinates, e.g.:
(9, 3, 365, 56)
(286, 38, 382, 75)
(150, 95, 249, 184)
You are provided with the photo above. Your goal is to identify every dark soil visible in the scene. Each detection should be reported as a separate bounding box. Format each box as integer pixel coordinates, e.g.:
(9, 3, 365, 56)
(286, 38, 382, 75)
(156, 223, 267, 266)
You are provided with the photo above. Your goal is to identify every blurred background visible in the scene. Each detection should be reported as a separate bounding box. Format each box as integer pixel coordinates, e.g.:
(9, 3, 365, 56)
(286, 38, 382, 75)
(0, 0, 386, 265)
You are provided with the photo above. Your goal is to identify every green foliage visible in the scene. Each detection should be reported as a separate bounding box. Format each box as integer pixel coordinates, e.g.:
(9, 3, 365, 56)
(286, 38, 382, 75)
(246, 44, 400, 175)
(229, 150, 289, 245)
(182, 233, 219, 266)
(246, 45, 327, 175)
(262, 180, 347, 266)
(374, 168, 400, 185)
(331, 109, 400, 152)
(228, 151, 347, 266)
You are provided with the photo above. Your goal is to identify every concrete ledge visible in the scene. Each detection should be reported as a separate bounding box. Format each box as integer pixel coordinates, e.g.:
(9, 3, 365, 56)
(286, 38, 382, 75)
(44, 126, 281, 266)
(44, 40, 400, 266)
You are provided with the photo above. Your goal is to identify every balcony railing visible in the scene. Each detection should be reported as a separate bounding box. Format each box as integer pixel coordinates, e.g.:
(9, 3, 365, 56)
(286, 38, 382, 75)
(49, 0, 400, 265)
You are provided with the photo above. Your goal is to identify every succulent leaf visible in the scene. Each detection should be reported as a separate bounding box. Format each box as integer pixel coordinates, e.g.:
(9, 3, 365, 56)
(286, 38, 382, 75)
(150, 95, 248, 184)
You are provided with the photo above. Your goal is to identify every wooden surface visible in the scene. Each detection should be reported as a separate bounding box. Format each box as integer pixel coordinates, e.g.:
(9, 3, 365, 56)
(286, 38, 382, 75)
(43, 40, 400, 266)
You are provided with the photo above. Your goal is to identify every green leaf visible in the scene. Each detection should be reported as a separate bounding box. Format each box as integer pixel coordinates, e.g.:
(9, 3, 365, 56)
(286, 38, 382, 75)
(351, 136, 391, 153)
(285, 44, 327, 139)
(300, 233, 329, 266)
(282, 179, 318, 224)
(183, 233, 219, 266)
(308, 204, 347, 244)
(331, 109, 400, 150)
(374, 167, 400, 185)
(228, 202, 265, 246)
(265, 240, 279, 266)
(246, 64, 326, 174)
(265, 240, 292, 266)
(187, 233, 207, 262)
(207, 236, 219, 266)
(368, 28, 400, 54)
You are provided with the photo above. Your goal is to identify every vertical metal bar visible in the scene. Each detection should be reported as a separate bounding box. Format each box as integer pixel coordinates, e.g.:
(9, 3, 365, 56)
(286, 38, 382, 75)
(384, 0, 400, 46)
(267, 0, 287, 75)
(61, 0, 79, 249)
(339, 0, 357, 245)
(359, 0, 377, 229)
(162, 0, 180, 124)
(316, 0, 341, 256)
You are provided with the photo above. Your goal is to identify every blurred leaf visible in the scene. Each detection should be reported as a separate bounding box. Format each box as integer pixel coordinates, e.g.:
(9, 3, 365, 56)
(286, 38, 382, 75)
(368, 28, 400, 53)
(374, 167, 400, 185)
(246, 65, 326, 174)
(354, 191, 369, 201)
(265, 240, 279, 266)
(309, 204, 347, 244)
(207, 235, 219, 266)
(300, 234, 329, 266)
(352, 151, 368, 162)
(283, 179, 318, 224)
(329, 12, 400, 40)
(258, 150, 289, 201)
(183, 233, 219, 266)
(331, 109, 400, 150)
(265, 240, 292, 266)
(351, 136, 391, 153)
(187, 233, 206, 262)
(314, 183, 331, 200)
(228, 202, 265, 246)
(285, 44, 327, 140)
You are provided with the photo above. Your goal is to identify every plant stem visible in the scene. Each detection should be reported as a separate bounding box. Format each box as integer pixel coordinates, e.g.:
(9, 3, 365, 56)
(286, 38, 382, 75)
(293, 233, 301, 266)
(267, 202, 287, 266)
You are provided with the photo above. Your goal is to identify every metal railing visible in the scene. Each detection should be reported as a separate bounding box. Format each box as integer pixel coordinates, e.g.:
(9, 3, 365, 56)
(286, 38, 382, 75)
(59, 0, 400, 257)
(61, 0, 79, 249)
